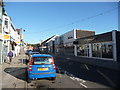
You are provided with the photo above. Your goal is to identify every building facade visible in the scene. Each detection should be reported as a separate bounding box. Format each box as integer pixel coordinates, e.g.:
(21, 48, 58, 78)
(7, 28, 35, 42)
(0, 4, 22, 64)
(47, 35, 58, 54)
(1, 13, 21, 63)
(74, 30, 120, 61)
(55, 29, 95, 56)
(39, 35, 58, 54)
(0, 0, 4, 64)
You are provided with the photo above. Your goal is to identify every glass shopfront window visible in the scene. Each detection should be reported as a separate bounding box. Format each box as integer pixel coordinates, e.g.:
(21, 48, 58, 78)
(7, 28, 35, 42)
(77, 44, 89, 57)
(92, 43, 102, 58)
(92, 42, 113, 59)
(102, 43, 113, 58)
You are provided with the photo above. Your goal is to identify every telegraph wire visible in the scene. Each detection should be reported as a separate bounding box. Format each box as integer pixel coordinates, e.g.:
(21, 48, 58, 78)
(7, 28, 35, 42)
(26, 6, 118, 34)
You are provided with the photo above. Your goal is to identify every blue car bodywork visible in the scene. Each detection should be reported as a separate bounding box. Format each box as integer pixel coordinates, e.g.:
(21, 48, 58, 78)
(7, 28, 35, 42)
(27, 54, 56, 79)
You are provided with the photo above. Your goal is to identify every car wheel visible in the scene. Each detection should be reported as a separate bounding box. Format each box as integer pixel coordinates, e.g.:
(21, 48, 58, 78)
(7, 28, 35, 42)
(51, 77, 56, 80)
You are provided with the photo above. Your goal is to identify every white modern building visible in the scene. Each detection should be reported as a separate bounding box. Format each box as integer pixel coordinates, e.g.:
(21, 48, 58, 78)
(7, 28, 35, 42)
(55, 29, 95, 56)
(74, 30, 120, 62)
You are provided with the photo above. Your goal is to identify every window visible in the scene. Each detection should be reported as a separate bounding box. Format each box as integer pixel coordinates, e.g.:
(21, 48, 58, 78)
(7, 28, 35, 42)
(77, 44, 89, 57)
(102, 43, 113, 58)
(92, 42, 113, 59)
(5, 20, 8, 28)
(92, 43, 102, 58)
(33, 57, 53, 65)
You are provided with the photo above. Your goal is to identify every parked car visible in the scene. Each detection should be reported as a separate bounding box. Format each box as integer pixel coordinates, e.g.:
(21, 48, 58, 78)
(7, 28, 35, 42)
(28, 51, 40, 59)
(28, 51, 40, 56)
(27, 54, 56, 83)
(25, 50, 32, 55)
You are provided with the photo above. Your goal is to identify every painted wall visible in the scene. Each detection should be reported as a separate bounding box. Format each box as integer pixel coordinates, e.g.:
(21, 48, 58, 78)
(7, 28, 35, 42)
(0, 5, 3, 64)
(63, 30, 75, 45)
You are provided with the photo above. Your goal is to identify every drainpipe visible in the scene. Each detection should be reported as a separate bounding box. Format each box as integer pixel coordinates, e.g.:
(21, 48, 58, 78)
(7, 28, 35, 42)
(89, 44, 92, 58)
(112, 30, 117, 61)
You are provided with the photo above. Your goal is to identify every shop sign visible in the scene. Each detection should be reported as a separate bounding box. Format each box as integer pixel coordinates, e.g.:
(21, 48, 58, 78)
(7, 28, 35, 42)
(2, 34, 10, 40)
(16, 41, 20, 44)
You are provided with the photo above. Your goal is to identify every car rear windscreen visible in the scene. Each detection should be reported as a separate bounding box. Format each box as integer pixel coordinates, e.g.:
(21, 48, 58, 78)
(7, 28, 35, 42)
(33, 57, 52, 64)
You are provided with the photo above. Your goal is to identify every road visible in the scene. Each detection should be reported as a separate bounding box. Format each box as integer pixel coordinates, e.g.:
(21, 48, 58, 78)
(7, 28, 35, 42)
(27, 55, 120, 89)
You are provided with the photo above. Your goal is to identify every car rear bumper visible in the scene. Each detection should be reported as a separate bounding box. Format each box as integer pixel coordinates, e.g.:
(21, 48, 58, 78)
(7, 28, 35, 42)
(28, 72, 56, 79)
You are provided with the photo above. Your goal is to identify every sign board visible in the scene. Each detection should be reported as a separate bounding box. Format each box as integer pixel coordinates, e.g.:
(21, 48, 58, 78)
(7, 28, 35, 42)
(2, 34, 10, 40)
(16, 41, 20, 44)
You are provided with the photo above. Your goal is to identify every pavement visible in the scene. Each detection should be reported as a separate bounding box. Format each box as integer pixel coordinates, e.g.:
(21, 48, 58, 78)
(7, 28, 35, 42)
(0, 52, 27, 89)
(52, 54, 120, 72)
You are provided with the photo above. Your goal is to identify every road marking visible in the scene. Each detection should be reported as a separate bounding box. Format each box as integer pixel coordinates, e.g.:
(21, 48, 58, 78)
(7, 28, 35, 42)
(84, 64, 89, 70)
(58, 67, 87, 87)
(70, 77, 75, 80)
(69, 76, 86, 84)
(97, 70, 116, 87)
(80, 83, 87, 88)
(66, 57, 70, 60)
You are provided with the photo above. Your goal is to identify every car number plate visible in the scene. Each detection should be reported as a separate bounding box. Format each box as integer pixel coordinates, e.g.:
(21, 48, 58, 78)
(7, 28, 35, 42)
(38, 68, 48, 71)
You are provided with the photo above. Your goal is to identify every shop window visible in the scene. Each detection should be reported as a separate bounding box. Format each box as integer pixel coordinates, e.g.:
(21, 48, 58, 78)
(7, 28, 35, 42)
(92, 43, 102, 58)
(77, 44, 89, 57)
(92, 42, 113, 59)
(102, 43, 113, 58)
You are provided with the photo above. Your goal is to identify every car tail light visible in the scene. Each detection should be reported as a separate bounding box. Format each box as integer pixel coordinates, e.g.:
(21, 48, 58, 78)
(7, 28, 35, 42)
(53, 64, 56, 70)
(28, 57, 33, 71)
(52, 58, 56, 70)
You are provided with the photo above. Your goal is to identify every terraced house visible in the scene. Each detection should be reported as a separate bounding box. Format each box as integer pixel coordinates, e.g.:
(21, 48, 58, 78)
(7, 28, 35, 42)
(0, 0, 4, 64)
(0, 1, 23, 64)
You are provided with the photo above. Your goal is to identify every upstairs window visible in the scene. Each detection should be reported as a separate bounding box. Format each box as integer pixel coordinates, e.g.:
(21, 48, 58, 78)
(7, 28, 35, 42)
(5, 20, 8, 28)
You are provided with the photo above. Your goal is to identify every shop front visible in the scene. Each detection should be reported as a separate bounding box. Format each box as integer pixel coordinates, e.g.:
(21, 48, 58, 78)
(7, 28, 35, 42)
(74, 30, 120, 61)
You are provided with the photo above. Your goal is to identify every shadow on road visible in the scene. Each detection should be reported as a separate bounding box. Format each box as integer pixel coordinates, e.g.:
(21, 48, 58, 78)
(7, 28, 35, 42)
(55, 57, 120, 89)
(4, 67, 27, 82)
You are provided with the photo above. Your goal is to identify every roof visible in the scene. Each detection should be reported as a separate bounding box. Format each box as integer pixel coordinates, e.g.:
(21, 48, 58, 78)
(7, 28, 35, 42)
(32, 54, 53, 58)
(41, 35, 58, 45)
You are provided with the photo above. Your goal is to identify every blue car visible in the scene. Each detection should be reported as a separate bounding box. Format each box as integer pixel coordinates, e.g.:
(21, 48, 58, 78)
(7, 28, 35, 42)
(27, 54, 56, 83)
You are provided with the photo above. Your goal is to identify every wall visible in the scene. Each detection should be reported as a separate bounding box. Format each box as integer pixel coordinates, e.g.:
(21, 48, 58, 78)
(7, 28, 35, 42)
(116, 31, 120, 61)
(63, 30, 74, 45)
(75, 31, 117, 61)
(0, 5, 2, 64)
(0, 7, 2, 33)
(76, 30, 95, 39)
(2, 15, 10, 34)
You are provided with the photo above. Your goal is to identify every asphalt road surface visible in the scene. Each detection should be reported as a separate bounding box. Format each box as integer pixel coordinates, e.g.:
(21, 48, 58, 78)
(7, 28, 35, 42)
(27, 56, 120, 89)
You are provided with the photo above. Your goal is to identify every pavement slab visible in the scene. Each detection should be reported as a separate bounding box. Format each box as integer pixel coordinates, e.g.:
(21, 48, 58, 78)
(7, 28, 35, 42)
(1, 53, 27, 89)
